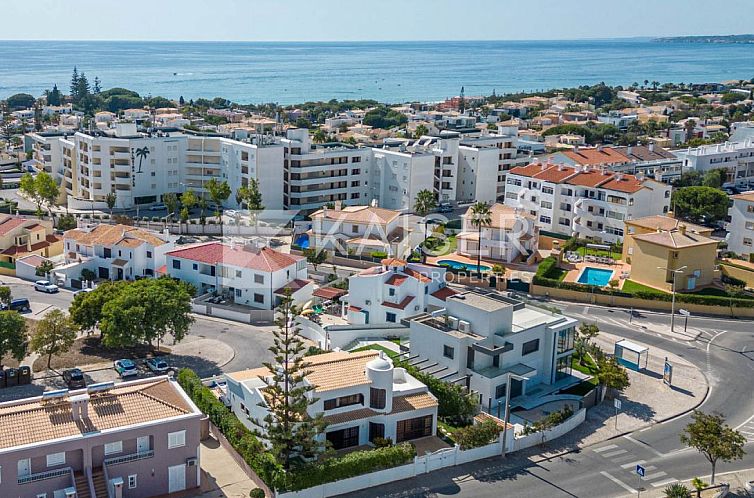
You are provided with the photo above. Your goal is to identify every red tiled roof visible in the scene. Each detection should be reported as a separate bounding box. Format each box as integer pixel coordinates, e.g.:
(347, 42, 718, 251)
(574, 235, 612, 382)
(386, 274, 409, 286)
(1, 235, 59, 256)
(565, 169, 614, 188)
(599, 175, 646, 194)
(348, 305, 362, 312)
(274, 279, 312, 295)
(404, 268, 431, 283)
(313, 287, 348, 300)
(381, 258, 406, 267)
(0, 217, 29, 236)
(156, 265, 167, 274)
(431, 287, 458, 301)
(561, 147, 630, 166)
(166, 243, 303, 272)
(16, 254, 47, 267)
(382, 295, 415, 310)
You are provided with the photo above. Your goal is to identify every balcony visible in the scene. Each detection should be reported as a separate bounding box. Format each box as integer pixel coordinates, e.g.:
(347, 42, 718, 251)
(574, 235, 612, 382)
(18, 466, 73, 485)
(104, 450, 154, 467)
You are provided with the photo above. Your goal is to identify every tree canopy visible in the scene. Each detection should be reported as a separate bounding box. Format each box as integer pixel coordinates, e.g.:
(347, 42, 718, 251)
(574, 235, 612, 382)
(671, 186, 729, 224)
(363, 106, 408, 129)
(6, 93, 36, 110)
(681, 410, 746, 483)
(31, 309, 78, 370)
(0, 311, 27, 367)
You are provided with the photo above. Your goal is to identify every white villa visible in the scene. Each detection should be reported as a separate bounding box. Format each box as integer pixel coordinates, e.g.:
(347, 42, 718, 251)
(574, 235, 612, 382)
(224, 350, 438, 450)
(457, 203, 539, 263)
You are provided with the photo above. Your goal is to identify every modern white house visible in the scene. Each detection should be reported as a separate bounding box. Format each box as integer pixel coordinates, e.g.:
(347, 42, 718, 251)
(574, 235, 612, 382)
(165, 242, 311, 309)
(503, 160, 672, 244)
(62, 223, 175, 281)
(224, 350, 438, 450)
(673, 139, 754, 190)
(308, 201, 408, 257)
(409, 291, 578, 413)
(343, 258, 455, 325)
(457, 203, 538, 263)
(727, 191, 754, 260)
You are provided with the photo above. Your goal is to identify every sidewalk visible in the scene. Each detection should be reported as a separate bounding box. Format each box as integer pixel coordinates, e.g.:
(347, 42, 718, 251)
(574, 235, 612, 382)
(191, 436, 259, 498)
(641, 467, 754, 497)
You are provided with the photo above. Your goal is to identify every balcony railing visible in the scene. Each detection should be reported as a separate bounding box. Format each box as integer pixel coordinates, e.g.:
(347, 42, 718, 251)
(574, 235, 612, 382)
(104, 450, 154, 467)
(18, 466, 73, 485)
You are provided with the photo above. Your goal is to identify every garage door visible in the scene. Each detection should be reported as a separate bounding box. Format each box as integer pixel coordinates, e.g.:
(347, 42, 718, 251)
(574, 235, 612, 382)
(168, 464, 186, 493)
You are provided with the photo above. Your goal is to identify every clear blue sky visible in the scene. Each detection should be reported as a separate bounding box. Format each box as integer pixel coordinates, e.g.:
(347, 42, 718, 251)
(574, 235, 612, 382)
(4, 0, 754, 41)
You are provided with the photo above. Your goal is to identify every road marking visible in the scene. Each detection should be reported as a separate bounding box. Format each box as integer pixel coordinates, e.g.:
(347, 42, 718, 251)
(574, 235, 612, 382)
(600, 471, 637, 494)
(644, 471, 668, 481)
(651, 478, 678, 488)
(706, 330, 727, 354)
(620, 460, 646, 469)
(593, 444, 618, 453)
(611, 455, 635, 463)
(602, 449, 628, 458)
(623, 435, 667, 458)
(734, 413, 754, 431)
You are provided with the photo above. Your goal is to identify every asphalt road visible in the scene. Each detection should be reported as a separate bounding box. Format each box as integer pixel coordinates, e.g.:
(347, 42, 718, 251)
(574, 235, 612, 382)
(345, 303, 754, 498)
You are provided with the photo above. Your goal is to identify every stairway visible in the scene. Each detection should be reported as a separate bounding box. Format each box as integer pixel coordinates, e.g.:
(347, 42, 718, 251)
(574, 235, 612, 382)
(74, 471, 92, 498)
(91, 468, 108, 498)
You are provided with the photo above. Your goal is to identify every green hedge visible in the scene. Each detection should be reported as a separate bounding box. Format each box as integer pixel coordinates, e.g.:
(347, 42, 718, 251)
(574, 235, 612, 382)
(397, 361, 477, 422)
(452, 420, 501, 450)
(282, 443, 415, 491)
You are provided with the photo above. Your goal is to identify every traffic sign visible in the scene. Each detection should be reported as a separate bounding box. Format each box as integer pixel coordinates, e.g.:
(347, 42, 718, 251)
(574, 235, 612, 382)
(636, 464, 645, 478)
(678, 309, 690, 316)
(614, 398, 622, 410)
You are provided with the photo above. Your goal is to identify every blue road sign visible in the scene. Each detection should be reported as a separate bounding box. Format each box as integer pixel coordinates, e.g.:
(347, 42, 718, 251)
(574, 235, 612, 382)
(636, 464, 645, 478)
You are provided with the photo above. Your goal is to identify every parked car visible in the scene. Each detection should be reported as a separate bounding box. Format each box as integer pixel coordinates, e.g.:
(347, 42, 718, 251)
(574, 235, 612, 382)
(0, 298, 31, 313)
(62, 368, 87, 389)
(34, 280, 59, 293)
(224, 209, 238, 218)
(437, 202, 453, 213)
(114, 359, 138, 378)
(149, 203, 166, 211)
(145, 357, 170, 374)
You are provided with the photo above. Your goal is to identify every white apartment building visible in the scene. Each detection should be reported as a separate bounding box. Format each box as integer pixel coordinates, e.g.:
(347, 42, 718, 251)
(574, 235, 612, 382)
(63, 223, 175, 281)
(224, 350, 438, 450)
(308, 201, 408, 257)
(503, 161, 672, 244)
(458, 126, 526, 203)
(281, 128, 374, 213)
(551, 145, 683, 184)
(343, 258, 455, 325)
(165, 242, 311, 309)
(457, 203, 538, 263)
(674, 140, 754, 190)
(409, 291, 578, 413)
(726, 191, 754, 260)
(27, 123, 284, 210)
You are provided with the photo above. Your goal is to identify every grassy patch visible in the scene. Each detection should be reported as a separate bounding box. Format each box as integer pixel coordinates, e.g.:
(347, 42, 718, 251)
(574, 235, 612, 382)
(547, 267, 568, 282)
(571, 353, 599, 376)
(422, 235, 457, 255)
(621, 280, 669, 295)
(576, 246, 616, 258)
(350, 344, 400, 360)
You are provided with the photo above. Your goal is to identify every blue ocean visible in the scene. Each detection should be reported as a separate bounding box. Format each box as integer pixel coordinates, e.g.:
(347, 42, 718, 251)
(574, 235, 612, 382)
(1, 39, 752, 104)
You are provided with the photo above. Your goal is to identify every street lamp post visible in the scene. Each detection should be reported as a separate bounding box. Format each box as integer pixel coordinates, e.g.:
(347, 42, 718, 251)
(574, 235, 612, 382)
(657, 265, 687, 332)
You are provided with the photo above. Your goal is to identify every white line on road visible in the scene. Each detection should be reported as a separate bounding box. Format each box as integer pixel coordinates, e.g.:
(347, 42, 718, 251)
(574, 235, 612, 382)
(643, 471, 668, 481)
(620, 460, 646, 469)
(593, 444, 618, 453)
(706, 330, 727, 353)
(602, 449, 628, 458)
(600, 471, 637, 494)
(734, 413, 754, 431)
(651, 478, 678, 488)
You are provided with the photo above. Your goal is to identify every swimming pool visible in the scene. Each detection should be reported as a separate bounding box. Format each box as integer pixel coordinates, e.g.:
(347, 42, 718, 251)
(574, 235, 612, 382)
(437, 260, 491, 272)
(294, 234, 310, 249)
(577, 267, 614, 286)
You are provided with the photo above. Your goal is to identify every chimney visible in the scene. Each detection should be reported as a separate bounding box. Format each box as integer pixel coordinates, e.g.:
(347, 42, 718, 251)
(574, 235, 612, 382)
(679, 224, 687, 235)
(334, 200, 342, 211)
(70, 394, 90, 421)
(597, 145, 604, 152)
(648, 143, 655, 152)
(627, 146, 633, 156)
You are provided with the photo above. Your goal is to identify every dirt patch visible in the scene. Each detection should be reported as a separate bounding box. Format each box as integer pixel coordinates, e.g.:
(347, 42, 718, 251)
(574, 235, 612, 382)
(31, 336, 171, 372)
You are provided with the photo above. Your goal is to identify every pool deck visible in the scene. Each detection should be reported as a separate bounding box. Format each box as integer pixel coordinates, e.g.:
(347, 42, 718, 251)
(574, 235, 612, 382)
(562, 260, 631, 289)
(426, 253, 498, 271)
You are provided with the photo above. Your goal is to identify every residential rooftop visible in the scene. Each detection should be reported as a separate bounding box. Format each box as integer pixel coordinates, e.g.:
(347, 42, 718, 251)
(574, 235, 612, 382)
(166, 242, 303, 272)
(65, 224, 168, 248)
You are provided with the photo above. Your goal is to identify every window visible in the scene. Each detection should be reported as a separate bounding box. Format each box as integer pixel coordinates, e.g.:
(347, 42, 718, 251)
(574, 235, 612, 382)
(540, 201, 553, 209)
(386, 312, 396, 323)
(443, 345, 455, 359)
(495, 383, 507, 399)
(46, 452, 65, 467)
(370, 388, 386, 409)
(542, 186, 554, 195)
(324, 394, 364, 410)
(539, 215, 552, 224)
(235, 289, 242, 298)
(172, 259, 181, 270)
(351, 224, 359, 233)
(254, 293, 264, 303)
(558, 328, 575, 353)
(254, 274, 264, 284)
(558, 217, 571, 227)
(389, 288, 395, 297)
(396, 415, 433, 442)
(168, 430, 186, 449)
(104, 441, 123, 456)
(146, 251, 152, 258)
(744, 238, 753, 247)
(128, 475, 138, 489)
(522, 339, 540, 356)
(236, 270, 242, 278)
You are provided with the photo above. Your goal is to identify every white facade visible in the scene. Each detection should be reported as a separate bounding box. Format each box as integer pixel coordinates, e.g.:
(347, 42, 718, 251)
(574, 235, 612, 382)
(726, 192, 754, 259)
(165, 242, 310, 309)
(457, 203, 538, 263)
(344, 258, 452, 325)
(224, 350, 438, 450)
(409, 291, 578, 412)
(503, 161, 672, 244)
(673, 140, 754, 190)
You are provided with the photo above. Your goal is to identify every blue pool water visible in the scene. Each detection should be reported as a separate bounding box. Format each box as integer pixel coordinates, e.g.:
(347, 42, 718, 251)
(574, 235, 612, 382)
(294, 234, 310, 249)
(577, 267, 614, 286)
(438, 260, 491, 272)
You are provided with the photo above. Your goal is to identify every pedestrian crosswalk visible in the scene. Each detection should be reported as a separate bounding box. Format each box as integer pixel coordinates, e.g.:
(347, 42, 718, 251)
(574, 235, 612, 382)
(735, 414, 754, 442)
(594, 443, 680, 492)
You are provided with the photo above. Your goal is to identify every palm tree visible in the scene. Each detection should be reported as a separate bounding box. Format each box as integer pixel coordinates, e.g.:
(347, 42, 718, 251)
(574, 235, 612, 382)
(469, 201, 492, 278)
(414, 189, 437, 248)
(134, 146, 150, 174)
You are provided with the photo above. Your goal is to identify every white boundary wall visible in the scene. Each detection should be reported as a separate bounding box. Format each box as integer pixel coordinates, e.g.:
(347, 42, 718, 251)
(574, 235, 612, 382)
(511, 408, 586, 452)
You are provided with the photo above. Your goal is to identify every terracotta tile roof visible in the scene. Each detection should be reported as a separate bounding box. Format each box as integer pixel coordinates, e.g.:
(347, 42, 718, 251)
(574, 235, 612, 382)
(313, 287, 348, 300)
(561, 147, 631, 166)
(0, 378, 195, 450)
(0, 216, 31, 236)
(310, 205, 400, 225)
(382, 295, 415, 310)
(462, 203, 534, 230)
(391, 392, 438, 413)
(509, 164, 577, 183)
(381, 258, 407, 267)
(65, 224, 167, 248)
(348, 305, 363, 312)
(386, 274, 410, 286)
(167, 243, 303, 272)
(227, 367, 270, 383)
(732, 191, 754, 203)
(16, 254, 47, 267)
(431, 287, 458, 301)
(1, 235, 60, 256)
(626, 215, 710, 234)
(274, 278, 312, 295)
(305, 350, 379, 392)
(633, 230, 718, 249)
(324, 407, 379, 425)
(403, 268, 431, 283)
(598, 175, 647, 194)
(565, 169, 615, 188)
(474, 411, 514, 430)
(615, 145, 675, 161)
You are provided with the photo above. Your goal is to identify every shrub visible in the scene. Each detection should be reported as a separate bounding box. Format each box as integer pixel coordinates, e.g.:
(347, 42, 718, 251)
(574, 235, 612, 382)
(521, 405, 575, 435)
(372, 437, 393, 448)
(453, 420, 501, 449)
(370, 251, 388, 259)
(663, 482, 691, 498)
(397, 361, 478, 423)
(151, 216, 159, 222)
(249, 489, 265, 498)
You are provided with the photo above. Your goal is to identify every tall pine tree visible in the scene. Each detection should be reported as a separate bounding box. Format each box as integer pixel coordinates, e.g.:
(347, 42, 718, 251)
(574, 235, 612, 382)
(253, 294, 327, 470)
(93, 76, 102, 94)
(70, 67, 79, 101)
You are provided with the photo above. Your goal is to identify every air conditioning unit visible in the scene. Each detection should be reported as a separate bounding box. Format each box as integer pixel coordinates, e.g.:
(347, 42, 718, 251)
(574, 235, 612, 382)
(447, 316, 460, 329)
(365, 300, 371, 305)
(186, 457, 198, 467)
(458, 320, 471, 333)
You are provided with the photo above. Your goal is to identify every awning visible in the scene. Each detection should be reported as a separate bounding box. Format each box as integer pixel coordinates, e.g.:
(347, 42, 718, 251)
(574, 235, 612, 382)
(111, 258, 129, 267)
(312, 287, 348, 300)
